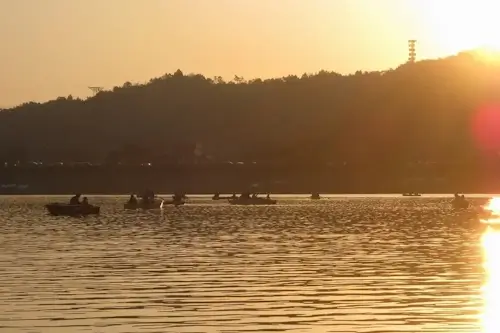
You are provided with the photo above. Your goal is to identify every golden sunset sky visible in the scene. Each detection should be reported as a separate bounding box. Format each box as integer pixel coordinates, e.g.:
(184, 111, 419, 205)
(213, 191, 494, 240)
(0, 0, 499, 106)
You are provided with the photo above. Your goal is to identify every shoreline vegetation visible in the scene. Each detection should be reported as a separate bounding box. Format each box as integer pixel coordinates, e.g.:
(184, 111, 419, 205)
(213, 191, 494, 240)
(0, 162, 499, 194)
(2, 50, 500, 194)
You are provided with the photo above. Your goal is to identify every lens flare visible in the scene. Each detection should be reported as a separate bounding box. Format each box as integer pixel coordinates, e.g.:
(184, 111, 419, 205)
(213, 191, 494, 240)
(473, 105, 500, 152)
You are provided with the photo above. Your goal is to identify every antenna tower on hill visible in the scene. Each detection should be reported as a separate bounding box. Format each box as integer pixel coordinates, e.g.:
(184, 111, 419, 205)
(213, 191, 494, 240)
(408, 40, 417, 63)
(89, 86, 104, 96)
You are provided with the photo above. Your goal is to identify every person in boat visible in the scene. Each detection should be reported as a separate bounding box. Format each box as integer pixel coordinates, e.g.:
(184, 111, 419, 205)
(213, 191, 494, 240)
(128, 194, 138, 205)
(452, 193, 469, 208)
(231, 193, 236, 199)
(70, 194, 81, 205)
(141, 189, 155, 204)
(82, 197, 89, 206)
(240, 192, 250, 199)
(266, 193, 270, 200)
(139, 191, 146, 204)
(212, 193, 220, 200)
(139, 191, 149, 205)
(461, 194, 468, 205)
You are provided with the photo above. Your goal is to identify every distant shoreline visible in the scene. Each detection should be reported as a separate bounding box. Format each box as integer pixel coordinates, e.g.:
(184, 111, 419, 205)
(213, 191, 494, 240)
(0, 193, 494, 198)
(1, 165, 499, 195)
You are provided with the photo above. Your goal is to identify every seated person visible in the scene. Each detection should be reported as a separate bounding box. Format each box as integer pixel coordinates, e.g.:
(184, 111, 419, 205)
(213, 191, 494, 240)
(70, 194, 81, 205)
(128, 194, 138, 204)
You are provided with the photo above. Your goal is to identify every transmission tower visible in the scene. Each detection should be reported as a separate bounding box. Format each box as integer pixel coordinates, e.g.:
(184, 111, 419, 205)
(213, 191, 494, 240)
(408, 40, 417, 63)
(89, 86, 104, 96)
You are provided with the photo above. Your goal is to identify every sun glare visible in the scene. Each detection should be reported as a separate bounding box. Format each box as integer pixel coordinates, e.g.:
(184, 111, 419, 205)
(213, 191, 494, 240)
(481, 228, 500, 332)
(480, 198, 500, 225)
(420, 0, 500, 58)
(481, 197, 500, 331)
(484, 198, 500, 213)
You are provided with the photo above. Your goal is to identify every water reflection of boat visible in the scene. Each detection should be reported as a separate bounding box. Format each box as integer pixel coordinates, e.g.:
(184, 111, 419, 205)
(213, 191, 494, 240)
(124, 199, 163, 210)
(229, 197, 277, 205)
(45, 203, 100, 216)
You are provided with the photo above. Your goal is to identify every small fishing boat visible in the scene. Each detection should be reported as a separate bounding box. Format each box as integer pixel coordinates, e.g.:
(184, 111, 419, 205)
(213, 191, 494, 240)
(451, 193, 469, 210)
(169, 194, 186, 206)
(228, 197, 277, 205)
(452, 199, 469, 210)
(311, 193, 321, 200)
(212, 193, 237, 200)
(45, 203, 100, 216)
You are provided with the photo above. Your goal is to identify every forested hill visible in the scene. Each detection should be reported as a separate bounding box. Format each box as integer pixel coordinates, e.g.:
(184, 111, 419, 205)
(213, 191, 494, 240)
(2, 50, 500, 165)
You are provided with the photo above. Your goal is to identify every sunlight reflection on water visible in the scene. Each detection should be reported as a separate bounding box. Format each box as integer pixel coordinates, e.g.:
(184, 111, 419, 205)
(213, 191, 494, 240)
(0, 195, 493, 332)
(481, 196, 500, 333)
(481, 227, 500, 333)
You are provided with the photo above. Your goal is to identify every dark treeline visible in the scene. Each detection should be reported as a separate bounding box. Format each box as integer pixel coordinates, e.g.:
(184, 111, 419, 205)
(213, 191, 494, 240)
(2, 50, 500, 168)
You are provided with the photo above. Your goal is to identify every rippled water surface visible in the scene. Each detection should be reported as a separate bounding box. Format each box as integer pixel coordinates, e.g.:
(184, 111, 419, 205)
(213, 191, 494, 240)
(0, 195, 496, 332)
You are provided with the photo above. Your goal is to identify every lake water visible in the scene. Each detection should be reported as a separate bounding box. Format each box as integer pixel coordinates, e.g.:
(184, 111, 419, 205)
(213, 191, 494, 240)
(0, 195, 497, 332)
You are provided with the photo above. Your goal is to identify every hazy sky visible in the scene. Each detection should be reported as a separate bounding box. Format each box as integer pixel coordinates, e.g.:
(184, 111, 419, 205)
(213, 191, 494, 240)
(0, 0, 496, 107)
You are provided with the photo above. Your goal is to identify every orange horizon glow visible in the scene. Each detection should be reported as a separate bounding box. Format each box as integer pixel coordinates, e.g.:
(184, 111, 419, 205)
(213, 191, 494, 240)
(2, 0, 500, 106)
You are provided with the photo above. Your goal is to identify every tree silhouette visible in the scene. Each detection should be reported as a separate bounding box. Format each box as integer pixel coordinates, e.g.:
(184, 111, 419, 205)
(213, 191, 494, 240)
(1, 50, 500, 167)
